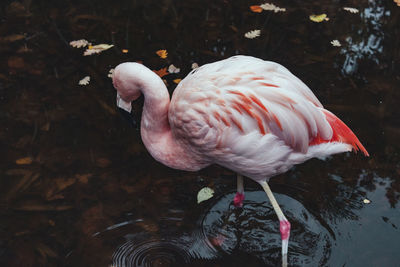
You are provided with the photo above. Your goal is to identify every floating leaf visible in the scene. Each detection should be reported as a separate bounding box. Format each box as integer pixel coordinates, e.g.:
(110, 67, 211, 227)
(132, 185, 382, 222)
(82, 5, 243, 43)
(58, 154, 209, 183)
(260, 3, 286, 13)
(168, 64, 180, 73)
(83, 44, 114, 56)
(309, 14, 329, 22)
(363, 198, 371, 204)
(173, 79, 182, 84)
(244, 29, 261, 39)
(250, 5, 263, 13)
(330, 40, 341, 47)
(108, 68, 114, 78)
(191, 62, 199, 69)
(122, 49, 129, 53)
(197, 187, 214, 203)
(69, 39, 89, 48)
(153, 67, 168, 78)
(78, 76, 90, 85)
(16, 157, 33, 165)
(343, 7, 359, 13)
(156, 49, 168, 59)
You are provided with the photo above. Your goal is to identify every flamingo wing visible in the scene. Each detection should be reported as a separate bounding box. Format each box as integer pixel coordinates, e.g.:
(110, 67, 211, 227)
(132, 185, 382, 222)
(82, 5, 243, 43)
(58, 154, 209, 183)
(169, 56, 367, 179)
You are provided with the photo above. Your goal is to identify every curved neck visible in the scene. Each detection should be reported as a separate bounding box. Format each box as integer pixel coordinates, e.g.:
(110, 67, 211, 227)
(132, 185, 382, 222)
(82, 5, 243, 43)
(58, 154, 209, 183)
(136, 68, 203, 171)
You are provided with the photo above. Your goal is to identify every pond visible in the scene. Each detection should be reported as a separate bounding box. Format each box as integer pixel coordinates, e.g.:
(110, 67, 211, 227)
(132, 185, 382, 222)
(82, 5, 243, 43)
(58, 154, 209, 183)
(0, 0, 399, 266)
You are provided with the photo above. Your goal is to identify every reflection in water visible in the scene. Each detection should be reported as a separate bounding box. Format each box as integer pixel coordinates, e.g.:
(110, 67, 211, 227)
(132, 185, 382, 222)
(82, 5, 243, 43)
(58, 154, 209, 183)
(200, 191, 332, 266)
(341, 0, 390, 75)
(109, 191, 333, 266)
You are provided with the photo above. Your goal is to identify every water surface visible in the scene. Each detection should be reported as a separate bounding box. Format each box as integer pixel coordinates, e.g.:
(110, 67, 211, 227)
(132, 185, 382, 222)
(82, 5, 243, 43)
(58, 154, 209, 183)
(0, 0, 399, 266)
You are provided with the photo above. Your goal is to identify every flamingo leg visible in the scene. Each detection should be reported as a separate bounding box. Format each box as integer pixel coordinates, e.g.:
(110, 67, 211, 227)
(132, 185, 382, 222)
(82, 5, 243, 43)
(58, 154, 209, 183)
(233, 174, 245, 207)
(259, 181, 290, 267)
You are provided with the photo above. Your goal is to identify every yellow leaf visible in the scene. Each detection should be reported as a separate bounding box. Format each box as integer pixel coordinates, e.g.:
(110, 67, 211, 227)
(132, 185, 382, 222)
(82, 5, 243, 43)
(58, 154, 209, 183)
(363, 198, 371, 204)
(156, 49, 168, 59)
(16, 157, 33, 165)
(153, 67, 168, 78)
(122, 49, 129, 53)
(197, 187, 214, 204)
(309, 14, 329, 22)
(250, 5, 263, 13)
(173, 79, 182, 84)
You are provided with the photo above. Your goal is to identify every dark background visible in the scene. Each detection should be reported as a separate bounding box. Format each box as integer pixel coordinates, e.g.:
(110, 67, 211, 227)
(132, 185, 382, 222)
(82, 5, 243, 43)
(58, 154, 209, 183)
(0, 0, 399, 266)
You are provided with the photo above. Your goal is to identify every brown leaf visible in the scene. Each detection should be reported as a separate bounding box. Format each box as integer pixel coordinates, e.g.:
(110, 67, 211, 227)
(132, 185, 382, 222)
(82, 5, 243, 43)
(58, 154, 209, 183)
(0, 34, 25, 43)
(16, 157, 33, 165)
(40, 122, 50, 131)
(3, 170, 39, 200)
(76, 173, 92, 184)
(36, 242, 58, 259)
(45, 177, 76, 200)
(173, 79, 182, 84)
(14, 202, 73, 211)
(96, 99, 117, 115)
(8, 56, 25, 69)
(96, 158, 111, 168)
(153, 67, 169, 78)
(250, 5, 263, 13)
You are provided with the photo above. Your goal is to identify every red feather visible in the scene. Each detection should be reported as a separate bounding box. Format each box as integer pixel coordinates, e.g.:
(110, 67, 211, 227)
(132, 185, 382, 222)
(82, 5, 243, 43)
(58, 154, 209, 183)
(309, 110, 369, 156)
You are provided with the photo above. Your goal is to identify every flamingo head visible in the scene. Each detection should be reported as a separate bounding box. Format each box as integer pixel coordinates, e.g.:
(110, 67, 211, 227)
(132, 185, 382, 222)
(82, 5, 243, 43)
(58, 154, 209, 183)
(112, 62, 143, 113)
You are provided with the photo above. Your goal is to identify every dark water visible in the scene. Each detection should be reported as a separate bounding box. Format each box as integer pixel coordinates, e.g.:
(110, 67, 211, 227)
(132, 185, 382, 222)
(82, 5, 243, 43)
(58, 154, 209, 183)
(0, 0, 399, 266)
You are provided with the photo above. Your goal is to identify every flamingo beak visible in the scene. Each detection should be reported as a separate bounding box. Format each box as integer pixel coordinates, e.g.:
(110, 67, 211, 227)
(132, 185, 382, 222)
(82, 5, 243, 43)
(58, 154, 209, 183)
(116, 93, 132, 113)
(116, 93, 137, 127)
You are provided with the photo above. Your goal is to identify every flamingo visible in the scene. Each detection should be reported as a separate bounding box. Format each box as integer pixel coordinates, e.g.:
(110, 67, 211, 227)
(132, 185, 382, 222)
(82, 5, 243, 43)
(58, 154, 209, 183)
(112, 55, 369, 266)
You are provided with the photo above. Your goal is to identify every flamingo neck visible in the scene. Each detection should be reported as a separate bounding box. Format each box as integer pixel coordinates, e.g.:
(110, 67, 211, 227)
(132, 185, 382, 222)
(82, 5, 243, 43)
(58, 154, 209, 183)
(138, 70, 204, 171)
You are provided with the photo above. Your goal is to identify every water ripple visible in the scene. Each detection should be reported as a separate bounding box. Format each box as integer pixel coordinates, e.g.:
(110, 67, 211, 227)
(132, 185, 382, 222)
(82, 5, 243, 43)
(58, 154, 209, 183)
(112, 237, 191, 267)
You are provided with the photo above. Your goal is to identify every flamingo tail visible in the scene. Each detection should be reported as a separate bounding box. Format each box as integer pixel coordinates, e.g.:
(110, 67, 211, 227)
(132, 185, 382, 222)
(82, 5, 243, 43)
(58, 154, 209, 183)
(310, 110, 369, 156)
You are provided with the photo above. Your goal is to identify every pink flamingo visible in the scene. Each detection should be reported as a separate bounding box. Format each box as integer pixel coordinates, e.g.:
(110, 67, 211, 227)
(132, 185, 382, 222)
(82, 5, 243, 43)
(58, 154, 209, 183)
(112, 56, 368, 266)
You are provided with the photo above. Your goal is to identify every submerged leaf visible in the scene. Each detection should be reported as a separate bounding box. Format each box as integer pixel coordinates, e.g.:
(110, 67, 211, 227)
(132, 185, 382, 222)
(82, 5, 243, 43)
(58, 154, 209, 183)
(156, 49, 168, 59)
(16, 157, 33, 165)
(309, 14, 329, 22)
(197, 187, 214, 203)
